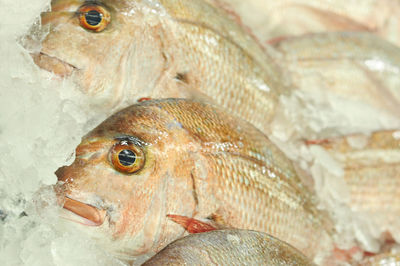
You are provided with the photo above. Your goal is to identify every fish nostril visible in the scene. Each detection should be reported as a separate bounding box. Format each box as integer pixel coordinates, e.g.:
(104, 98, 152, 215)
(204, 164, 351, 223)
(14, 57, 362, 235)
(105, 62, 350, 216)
(55, 166, 68, 181)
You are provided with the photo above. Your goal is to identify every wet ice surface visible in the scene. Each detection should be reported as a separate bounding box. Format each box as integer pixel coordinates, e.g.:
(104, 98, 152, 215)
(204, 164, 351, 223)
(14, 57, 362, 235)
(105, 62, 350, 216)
(0, 0, 125, 265)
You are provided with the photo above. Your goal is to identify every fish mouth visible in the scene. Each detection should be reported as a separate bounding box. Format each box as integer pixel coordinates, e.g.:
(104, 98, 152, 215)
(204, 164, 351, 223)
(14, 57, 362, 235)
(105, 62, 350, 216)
(62, 196, 106, 227)
(32, 52, 78, 77)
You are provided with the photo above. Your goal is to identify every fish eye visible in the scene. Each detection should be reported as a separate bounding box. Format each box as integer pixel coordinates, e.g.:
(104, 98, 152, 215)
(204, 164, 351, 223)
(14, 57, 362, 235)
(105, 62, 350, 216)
(78, 5, 111, 32)
(118, 149, 136, 166)
(110, 142, 145, 174)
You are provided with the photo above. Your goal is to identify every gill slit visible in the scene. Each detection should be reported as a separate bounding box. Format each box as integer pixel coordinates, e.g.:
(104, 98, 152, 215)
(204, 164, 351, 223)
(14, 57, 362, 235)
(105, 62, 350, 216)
(190, 170, 199, 216)
(151, 25, 176, 94)
(148, 170, 169, 252)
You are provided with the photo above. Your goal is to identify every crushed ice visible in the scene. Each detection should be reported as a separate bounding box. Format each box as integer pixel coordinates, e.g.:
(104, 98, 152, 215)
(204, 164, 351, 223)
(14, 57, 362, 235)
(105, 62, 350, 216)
(0, 0, 124, 265)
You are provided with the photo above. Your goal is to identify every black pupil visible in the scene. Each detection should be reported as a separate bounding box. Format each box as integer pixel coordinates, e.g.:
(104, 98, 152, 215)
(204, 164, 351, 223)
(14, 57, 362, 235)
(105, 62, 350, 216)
(118, 149, 136, 166)
(85, 10, 102, 26)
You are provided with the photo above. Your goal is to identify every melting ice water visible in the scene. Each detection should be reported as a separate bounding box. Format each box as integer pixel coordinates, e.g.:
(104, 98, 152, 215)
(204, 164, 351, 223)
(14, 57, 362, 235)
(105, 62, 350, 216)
(0, 0, 125, 265)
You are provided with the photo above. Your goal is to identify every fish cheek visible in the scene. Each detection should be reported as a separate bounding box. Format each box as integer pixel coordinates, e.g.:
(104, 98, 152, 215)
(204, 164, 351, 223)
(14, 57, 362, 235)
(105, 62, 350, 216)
(40, 14, 109, 64)
(110, 165, 166, 243)
(40, 23, 86, 67)
(109, 145, 187, 245)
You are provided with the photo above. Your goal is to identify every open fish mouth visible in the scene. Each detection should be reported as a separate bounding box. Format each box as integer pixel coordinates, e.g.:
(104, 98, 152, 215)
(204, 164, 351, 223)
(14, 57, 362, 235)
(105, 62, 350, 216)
(62, 196, 106, 227)
(32, 52, 77, 77)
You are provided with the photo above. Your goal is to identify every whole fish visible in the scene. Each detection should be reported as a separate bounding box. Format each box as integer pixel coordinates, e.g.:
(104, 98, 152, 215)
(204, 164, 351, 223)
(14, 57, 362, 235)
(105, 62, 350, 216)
(55, 98, 333, 264)
(32, 0, 287, 134)
(142, 229, 315, 265)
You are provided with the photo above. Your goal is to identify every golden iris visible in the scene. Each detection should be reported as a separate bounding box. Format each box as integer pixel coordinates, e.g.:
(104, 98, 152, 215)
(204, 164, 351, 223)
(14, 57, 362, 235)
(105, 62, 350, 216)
(110, 142, 145, 174)
(78, 5, 110, 32)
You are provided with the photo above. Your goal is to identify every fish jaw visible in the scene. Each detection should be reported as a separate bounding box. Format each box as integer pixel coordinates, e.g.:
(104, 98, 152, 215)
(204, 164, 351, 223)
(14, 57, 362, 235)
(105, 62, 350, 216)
(32, 52, 78, 78)
(62, 196, 106, 226)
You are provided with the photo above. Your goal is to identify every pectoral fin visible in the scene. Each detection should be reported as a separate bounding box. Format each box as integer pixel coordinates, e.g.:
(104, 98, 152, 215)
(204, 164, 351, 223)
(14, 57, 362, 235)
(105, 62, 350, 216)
(167, 214, 217, 234)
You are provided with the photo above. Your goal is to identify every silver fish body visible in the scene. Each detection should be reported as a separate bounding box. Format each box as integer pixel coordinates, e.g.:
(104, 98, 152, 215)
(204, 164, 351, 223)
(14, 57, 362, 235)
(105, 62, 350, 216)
(143, 229, 315, 266)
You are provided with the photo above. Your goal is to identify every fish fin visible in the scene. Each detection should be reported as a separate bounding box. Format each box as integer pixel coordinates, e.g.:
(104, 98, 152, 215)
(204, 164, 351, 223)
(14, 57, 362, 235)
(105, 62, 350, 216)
(332, 246, 382, 263)
(332, 246, 364, 262)
(304, 138, 332, 145)
(167, 214, 217, 234)
(266, 36, 289, 45)
(137, 97, 152, 102)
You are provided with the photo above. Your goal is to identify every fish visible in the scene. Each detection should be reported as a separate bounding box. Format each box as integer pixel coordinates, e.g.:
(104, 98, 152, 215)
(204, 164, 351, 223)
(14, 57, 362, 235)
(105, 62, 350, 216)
(309, 130, 400, 245)
(142, 229, 315, 265)
(268, 32, 400, 140)
(273, 31, 400, 118)
(55, 98, 333, 264)
(220, 0, 400, 46)
(268, 31, 400, 259)
(359, 252, 400, 266)
(32, 0, 288, 134)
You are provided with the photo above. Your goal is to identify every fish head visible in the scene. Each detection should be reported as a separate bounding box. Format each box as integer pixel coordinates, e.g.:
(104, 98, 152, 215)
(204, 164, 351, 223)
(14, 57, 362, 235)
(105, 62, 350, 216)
(55, 102, 199, 260)
(34, 0, 178, 107)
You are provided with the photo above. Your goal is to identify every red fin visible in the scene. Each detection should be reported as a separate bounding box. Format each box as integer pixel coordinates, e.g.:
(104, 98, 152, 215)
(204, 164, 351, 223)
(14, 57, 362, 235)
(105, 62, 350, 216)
(167, 214, 217, 234)
(363, 251, 376, 257)
(267, 36, 289, 45)
(137, 97, 152, 102)
(305, 138, 332, 145)
(333, 246, 368, 262)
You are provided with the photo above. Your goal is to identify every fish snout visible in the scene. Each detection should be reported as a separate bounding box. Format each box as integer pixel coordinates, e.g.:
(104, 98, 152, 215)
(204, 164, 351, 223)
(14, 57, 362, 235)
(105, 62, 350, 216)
(53, 167, 70, 207)
(55, 162, 85, 184)
(55, 165, 69, 182)
(55, 166, 107, 227)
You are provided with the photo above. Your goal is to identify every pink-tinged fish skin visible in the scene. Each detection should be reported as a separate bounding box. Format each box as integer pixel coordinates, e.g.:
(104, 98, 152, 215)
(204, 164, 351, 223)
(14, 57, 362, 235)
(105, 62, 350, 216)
(310, 130, 400, 245)
(55, 99, 333, 263)
(272, 32, 400, 123)
(142, 229, 315, 266)
(359, 252, 400, 266)
(32, 0, 287, 134)
(220, 0, 400, 46)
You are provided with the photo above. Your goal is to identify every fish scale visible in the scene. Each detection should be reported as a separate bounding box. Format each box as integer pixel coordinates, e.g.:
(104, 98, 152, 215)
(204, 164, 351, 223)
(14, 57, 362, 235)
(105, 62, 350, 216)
(207, 153, 323, 255)
(143, 230, 315, 265)
(170, 24, 281, 132)
(158, 99, 334, 259)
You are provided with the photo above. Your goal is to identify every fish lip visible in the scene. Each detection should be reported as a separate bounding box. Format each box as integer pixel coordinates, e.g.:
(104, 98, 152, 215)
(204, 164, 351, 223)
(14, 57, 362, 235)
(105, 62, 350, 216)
(32, 52, 79, 77)
(62, 196, 106, 227)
